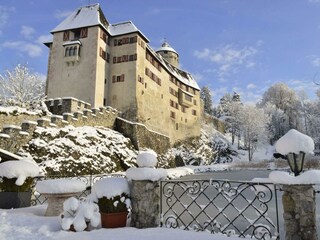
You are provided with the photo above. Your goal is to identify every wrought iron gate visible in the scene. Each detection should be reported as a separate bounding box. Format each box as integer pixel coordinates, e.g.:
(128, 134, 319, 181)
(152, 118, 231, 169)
(160, 179, 280, 239)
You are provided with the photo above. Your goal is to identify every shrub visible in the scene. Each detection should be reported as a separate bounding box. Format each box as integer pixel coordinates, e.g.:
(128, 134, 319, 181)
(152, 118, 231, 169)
(0, 177, 34, 192)
(97, 193, 130, 213)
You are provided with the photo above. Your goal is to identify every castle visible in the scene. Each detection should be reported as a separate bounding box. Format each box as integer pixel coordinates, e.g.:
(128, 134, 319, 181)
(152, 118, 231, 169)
(45, 3, 201, 144)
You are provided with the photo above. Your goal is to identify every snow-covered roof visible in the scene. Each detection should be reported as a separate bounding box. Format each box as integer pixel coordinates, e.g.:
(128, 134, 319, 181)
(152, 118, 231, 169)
(147, 45, 200, 90)
(51, 4, 149, 41)
(108, 21, 149, 41)
(51, 4, 107, 33)
(156, 42, 178, 55)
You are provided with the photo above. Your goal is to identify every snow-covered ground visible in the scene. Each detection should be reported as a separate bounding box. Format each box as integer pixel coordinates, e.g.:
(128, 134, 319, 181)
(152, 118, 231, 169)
(0, 205, 243, 240)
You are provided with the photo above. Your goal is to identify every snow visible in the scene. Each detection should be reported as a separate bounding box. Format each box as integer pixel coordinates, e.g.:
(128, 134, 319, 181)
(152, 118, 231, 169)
(89, 177, 130, 201)
(3, 125, 21, 130)
(0, 205, 242, 240)
(253, 170, 320, 185)
(0, 106, 39, 116)
(0, 148, 22, 160)
(126, 167, 168, 181)
(0, 160, 40, 185)
(136, 150, 158, 168)
(36, 179, 86, 194)
(61, 197, 100, 232)
(275, 129, 314, 155)
(166, 167, 194, 179)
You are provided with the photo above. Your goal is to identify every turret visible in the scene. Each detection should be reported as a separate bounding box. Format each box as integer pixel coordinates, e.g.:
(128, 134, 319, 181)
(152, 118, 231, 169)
(156, 41, 179, 68)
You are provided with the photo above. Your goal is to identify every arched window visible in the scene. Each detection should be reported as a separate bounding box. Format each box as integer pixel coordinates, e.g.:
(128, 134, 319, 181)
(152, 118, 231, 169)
(65, 47, 69, 56)
(68, 47, 73, 56)
(73, 46, 77, 56)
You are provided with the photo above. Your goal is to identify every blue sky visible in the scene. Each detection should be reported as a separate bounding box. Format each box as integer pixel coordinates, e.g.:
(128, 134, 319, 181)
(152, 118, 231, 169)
(1, 0, 320, 104)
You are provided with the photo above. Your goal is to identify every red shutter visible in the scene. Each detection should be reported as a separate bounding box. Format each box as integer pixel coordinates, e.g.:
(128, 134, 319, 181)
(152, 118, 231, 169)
(112, 76, 116, 83)
(80, 28, 87, 38)
(63, 31, 69, 41)
(133, 36, 137, 42)
(121, 74, 125, 82)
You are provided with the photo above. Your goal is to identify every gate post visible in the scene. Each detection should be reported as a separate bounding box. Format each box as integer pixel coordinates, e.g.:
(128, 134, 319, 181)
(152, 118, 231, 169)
(282, 184, 317, 240)
(130, 180, 160, 228)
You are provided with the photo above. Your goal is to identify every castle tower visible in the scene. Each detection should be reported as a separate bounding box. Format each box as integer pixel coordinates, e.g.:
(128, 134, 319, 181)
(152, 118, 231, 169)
(156, 41, 179, 68)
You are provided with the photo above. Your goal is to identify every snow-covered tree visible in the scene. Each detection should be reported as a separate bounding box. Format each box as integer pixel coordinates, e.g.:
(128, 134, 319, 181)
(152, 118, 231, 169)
(239, 105, 269, 161)
(258, 82, 302, 139)
(200, 86, 213, 115)
(0, 64, 46, 110)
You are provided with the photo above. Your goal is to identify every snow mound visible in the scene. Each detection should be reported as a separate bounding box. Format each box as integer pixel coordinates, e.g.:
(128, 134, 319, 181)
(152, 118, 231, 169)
(36, 179, 86, 194)
(166, 167, 194, 179)
(61, 197, 100, 232)
(136, 150, 157, 168)
(275, 129, 314, 155)
(90, 177, 130, 201)
(126, 167, 167, 181)
(0, 160, 40, 185)
(253, 170, 320, 185)
(20, 125, 137, 175)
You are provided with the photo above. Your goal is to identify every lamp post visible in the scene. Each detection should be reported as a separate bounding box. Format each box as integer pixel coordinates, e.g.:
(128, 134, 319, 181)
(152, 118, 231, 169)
(286, 151, 306, 176)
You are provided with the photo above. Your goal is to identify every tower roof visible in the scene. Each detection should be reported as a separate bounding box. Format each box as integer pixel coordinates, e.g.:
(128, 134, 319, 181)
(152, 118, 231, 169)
(51, 4, 108, 33)
(156, 41, 179, 55)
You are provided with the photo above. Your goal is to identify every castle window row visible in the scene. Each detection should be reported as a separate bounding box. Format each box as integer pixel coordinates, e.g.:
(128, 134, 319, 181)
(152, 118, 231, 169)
(170, 100, 179, 110)
(113, 54, 137, 64)
(112, 74, 125, 83)
(145, 68, 161, 86)
(170, 76, 197, 95)
(100, 31, 110, 45)
(169, 87, 178, 98)
(65, 46, 80, 57)
(138, 38, 146, 49)
(63, 28, 87, 41)
(146, 52, 162, 72)
(99, 47, 110, 62)
(114, 36, 137, 46)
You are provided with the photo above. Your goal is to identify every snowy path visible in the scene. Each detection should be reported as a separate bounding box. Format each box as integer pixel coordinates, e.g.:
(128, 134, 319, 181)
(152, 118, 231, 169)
(0, 205, 243, 240)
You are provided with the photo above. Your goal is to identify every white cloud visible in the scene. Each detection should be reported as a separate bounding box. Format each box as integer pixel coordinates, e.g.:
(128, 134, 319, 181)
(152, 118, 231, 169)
(194, 44, 258, 79)
(0, 6, 15, 34)
(247, 83, 257, 90)
(20, 25, 35, 39)
(311, 57, 320, 67)
(54, 10, 73, 19)
(1, 41, 42, 57)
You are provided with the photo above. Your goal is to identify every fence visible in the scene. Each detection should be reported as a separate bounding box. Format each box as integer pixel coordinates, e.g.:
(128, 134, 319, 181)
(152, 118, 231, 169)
(160, 179, 280, 239)
(30, 173, 125, 206)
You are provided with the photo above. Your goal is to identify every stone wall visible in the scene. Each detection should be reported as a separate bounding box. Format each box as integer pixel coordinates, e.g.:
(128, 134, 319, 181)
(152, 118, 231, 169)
(0, 113, 40, 130)
(115, 117, 171, 154)
(0, 106, 118, 154)
(203, 113, 225, 134)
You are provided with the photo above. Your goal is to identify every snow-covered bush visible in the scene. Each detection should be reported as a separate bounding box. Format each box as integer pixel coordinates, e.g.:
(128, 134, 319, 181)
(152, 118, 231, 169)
(0, 159, 40, 191)
(60, 197, 100, 232)
(211, 137, 237, 164)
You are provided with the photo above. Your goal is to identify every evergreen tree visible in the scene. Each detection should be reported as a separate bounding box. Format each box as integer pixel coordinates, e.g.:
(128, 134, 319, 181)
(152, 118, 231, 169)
(200, 86, 213, 115)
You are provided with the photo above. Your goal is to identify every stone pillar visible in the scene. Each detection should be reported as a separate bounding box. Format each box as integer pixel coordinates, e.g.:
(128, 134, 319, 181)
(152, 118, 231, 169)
(282, 184, 317, 240)
(130, 180, 160, 228)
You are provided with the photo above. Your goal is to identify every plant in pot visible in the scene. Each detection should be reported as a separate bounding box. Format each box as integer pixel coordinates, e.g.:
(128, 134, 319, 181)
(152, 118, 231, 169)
(89, 177, 131, 228)
(0, 159, 40, 209)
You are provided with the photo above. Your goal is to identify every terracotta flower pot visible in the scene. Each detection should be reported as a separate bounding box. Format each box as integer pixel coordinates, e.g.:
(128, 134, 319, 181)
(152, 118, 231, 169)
(100, 211, 128, 228)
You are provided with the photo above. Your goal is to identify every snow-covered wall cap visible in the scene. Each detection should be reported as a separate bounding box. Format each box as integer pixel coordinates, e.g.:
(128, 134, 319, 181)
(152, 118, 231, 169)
(136, 150, 157, 168)
(0, 160, 40, 186)
(275, 129, 314, 155)
(36, 179, 86, 194)
(91, 177, 130, 200)
(126, 167, 167, 182)
(253, 170, 320, 185)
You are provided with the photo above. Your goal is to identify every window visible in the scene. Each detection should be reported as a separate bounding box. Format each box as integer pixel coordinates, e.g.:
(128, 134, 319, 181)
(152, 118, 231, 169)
(193, 99, 197, 105)
(63, 31, 69, 41)
(100, 31, 107, 42)
(65, 46, 80, 57)
(99, 47, 106, 60)
(80, 28, 88, 38)
(185, 94, 192, 102)
(176, 123, 179, 130)
(73, 29, 81, 39)
(103, 98, 106, 106)
(192, 110, 197, 116)
(170, 111, 176, 119)
(112, 74, 125, 83)
(106, 53, 110, 63)
(181, 106, 186, 113)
